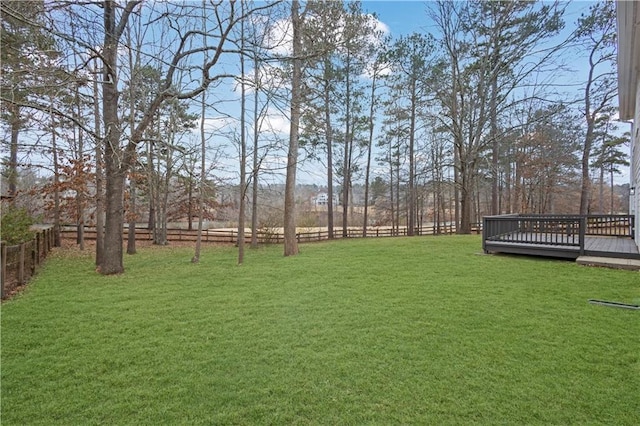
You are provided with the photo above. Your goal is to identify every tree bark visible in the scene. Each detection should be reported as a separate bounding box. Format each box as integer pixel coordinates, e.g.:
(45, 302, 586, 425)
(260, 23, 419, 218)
(8, 106, 20, 199)
(51, 104, 61, 248)
(407, 77, 416, 236)
(250, 53, 260, 249)
(100, 1, 126, 274)
(362, 71, 377, 237)
(93, 62, 105, 266)
(283, 0, 301, 257)
(342, 55, 351, 238)
(127, 177, 137, 255)
(238, 10, 246, 265)
(192, 84, 207, 263)
(324, 64, 335, 240)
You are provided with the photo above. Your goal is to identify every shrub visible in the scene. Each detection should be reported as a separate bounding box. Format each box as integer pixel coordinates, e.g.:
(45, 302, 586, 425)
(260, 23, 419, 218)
(1, 205, 35, 245)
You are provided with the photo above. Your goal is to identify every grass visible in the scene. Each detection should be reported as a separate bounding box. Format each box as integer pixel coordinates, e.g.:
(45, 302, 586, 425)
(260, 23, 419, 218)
(1, 235, 639, 425)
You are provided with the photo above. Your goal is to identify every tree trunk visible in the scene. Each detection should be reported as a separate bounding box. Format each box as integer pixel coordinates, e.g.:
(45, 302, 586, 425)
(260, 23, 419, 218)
(127, 177, 137, 255)
(363, 71, 377, 237)
(458, 158, 473, 234)
(283, 0, 301, 257)
(147, 132, 156, 232)
(407, 77, 416, 236)
(453, 139, 460, 231)
(103, 171, 125, 274)
(8, 106, 20, 199)
(100, 1, 126, 274)
(76, 157, 85, 250)
(505, 149, 512, 214)
(250, 53, 260, 249)
(93, 61, 105, 266)
(395, 155, 400, 234)
(579, 121, 593, 215)
(389, 151, 395, 233)
(490, 38, 500, 216)
(342, 56, 351, 238)
(238, 13, 247, 265)
(193, 82, 207, 263)
(598, 164, 604, 214)
(609, 168, 614, 214)
(187, 179, 194, 231)
(51, 106, 61, 248)
(324, 68, 335, 240)
(156, 147, 171, 246)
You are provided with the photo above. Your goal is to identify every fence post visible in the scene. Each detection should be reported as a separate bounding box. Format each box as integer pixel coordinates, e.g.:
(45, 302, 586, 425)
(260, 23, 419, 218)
(31, 240, 36, 274)
(1, 242, 6, 299)
(35, 231, 41, 267)
(18, 243, 25, 285)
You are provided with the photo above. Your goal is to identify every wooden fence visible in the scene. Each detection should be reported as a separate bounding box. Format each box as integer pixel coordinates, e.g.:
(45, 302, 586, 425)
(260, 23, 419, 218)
(1, 226, 56, 299)
(60, 223, 463, 245)
(1, 223, 472, 299)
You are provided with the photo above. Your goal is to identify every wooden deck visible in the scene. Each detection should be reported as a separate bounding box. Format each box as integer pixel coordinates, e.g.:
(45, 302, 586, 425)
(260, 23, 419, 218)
(483, 214, 639, 260)
(485, 234, 639, 260)
(584, 236, 639, 258)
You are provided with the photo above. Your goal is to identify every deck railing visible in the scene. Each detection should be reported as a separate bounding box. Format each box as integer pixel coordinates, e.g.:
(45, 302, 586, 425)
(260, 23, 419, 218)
(482, 214, 634, 254)
(584, 214, 635, 237)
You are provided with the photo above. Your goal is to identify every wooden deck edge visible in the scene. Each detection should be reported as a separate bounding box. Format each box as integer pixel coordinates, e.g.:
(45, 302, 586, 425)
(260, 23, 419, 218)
(483, 242, 579, 259)
(583, 250, 640, 260)
(576, 256, 640, 271)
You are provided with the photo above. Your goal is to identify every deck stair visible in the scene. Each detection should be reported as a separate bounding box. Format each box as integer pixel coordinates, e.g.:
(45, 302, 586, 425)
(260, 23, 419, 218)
(576, 256, 640, 271)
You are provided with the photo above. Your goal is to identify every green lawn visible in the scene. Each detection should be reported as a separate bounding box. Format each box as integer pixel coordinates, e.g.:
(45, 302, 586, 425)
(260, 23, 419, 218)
(1, 235, 638, 425)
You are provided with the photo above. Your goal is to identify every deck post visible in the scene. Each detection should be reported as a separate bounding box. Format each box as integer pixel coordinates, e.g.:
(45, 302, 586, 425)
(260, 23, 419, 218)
(579, 216, 586, 255)
(482, 217, 490, 253)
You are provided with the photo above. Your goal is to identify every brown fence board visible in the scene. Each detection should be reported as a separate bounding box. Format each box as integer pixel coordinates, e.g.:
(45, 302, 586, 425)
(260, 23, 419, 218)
(60, 224, 458, 246)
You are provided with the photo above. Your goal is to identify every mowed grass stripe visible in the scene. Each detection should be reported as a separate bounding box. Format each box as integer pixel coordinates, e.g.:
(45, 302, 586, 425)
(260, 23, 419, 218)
(2, 236, 638, 424)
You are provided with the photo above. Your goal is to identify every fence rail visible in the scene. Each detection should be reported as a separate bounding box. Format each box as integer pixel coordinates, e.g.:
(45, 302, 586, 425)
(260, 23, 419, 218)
(2, 222, 469, 299)
(1, 226, 56, 299)
(59, 223, 461, 245)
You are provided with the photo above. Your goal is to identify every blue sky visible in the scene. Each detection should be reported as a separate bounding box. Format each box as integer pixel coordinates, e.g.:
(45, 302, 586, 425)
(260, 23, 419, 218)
(362, 1, 432, 36)
(361, 0, 596, 39)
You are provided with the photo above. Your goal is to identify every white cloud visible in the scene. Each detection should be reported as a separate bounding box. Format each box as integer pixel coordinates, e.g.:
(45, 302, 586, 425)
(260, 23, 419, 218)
(261, 107, 290, 135)
(362, 59, 392, 80)
(372, 15, 391, 38)
(265, 18, 293, 57)
(263, 12, 390, 59)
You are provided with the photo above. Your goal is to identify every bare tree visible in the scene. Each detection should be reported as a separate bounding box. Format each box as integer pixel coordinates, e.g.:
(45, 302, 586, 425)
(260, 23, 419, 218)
(384, 33, 435, 235)
(574, 1, 617, 215)
(429, 0, 566, 231)
(55, 1, 277, 274)
(362, 51, 384, 237)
